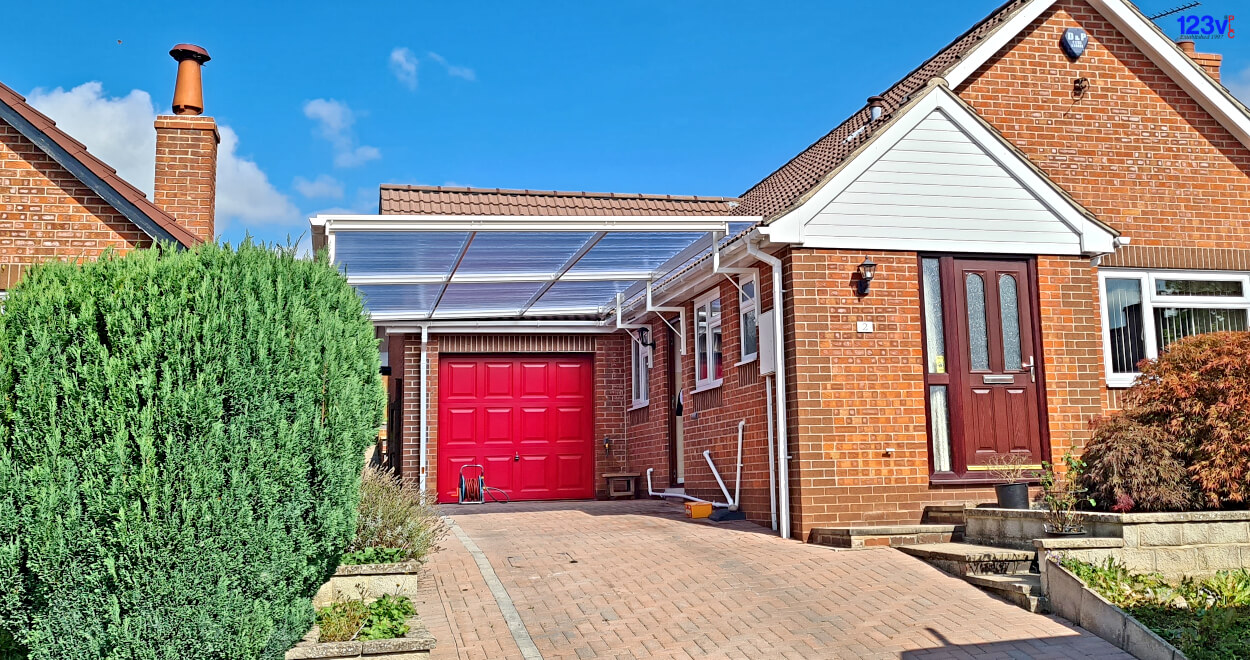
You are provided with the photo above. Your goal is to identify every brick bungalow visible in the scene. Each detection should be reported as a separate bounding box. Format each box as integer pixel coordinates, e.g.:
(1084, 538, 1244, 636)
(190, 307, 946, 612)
(0, 44, 218, 291)
(316, 0, 1250, 541)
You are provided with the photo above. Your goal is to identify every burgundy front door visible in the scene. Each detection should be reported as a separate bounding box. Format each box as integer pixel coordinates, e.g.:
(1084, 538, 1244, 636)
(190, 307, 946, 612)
(950, 259, 1044, 469)
(437, 354, 595, 503)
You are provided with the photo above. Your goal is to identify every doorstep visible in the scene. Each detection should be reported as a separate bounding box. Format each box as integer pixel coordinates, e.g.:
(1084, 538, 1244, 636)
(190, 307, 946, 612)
(809, 524, 964, 549)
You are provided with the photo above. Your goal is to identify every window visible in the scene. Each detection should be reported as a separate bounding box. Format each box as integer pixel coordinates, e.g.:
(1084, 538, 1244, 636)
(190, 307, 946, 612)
(738, 274, 759, 363)
(1100, 269, 1250, 388)
(921, 258, 953, 473)
(630, 333, 650, 407)
(694, 290, 723, 391)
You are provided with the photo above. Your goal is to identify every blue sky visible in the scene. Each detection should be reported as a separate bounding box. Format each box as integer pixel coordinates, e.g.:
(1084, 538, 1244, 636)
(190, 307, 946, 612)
(4, 1, 1249, 248)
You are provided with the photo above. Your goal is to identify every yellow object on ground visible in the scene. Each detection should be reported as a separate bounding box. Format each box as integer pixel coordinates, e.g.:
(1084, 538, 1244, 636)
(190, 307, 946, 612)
(685, 502, 712, 519)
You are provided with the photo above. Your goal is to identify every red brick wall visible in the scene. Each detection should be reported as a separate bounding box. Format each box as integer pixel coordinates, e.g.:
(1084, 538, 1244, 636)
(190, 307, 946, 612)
(397, 332, 627, 499)
(785, 250, 1001, 538)
(624, 259, 779, 528)
(153, 116, 218, 244)
(0, 121, 152, 281)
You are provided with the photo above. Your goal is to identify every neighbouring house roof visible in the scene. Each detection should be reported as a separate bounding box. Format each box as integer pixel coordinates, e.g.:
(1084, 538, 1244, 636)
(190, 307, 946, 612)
(379, 184, 739, 216)
(0, 81, 198, 248)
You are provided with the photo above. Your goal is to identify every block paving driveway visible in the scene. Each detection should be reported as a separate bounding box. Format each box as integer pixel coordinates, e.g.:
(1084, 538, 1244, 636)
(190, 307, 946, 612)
(413, 500, 1129, 659)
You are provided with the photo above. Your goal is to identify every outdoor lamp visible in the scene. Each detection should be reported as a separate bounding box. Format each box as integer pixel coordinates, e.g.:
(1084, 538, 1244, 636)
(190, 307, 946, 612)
(856, 258, 877, 295)
(638, 327, 655, 349)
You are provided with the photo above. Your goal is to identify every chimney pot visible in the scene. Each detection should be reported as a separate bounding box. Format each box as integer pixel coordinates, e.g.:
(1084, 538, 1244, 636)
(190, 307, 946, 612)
(170, 44, 211, 115)
(1177, 39, 1196, 54)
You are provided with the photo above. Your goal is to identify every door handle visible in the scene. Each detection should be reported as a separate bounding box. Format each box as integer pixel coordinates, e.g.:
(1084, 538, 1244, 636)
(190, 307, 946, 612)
(514, 452, 520, 462)
(1022, 357, 1035, 383)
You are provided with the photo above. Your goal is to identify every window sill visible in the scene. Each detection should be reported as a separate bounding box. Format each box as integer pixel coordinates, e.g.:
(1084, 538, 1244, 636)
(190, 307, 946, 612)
(692, 379, 723, 394)
(629, 400, 649, 411)
(735, 355, 758, 367)
(1106, 374, 1139, 389)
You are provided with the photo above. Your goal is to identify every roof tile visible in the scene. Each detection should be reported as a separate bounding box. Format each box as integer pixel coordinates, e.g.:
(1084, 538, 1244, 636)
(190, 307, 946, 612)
(379, 184, 738, 216)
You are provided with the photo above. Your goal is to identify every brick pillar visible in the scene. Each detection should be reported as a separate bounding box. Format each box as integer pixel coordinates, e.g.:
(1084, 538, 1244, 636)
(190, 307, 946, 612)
(153, 115, 219, 243)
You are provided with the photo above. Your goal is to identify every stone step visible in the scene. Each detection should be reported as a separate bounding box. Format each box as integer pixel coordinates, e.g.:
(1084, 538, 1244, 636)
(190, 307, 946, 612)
(810, 524, 963, 549)
(964, 573, 1048, 613)
(898, 542, 1035, 576)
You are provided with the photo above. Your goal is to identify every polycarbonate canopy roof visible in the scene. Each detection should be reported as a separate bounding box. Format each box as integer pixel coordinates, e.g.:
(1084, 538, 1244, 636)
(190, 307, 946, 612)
(318, 215, 756, 322)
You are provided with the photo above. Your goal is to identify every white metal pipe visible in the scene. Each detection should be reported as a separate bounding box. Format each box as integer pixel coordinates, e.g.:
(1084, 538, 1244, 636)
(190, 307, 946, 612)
(732, 420, 745, 512)
(703, 450, 734, 507)
(645, 468, 728, 508)
(418, 325, 429, 493)
(746, 233, 791, 540)
(765, 376, 777, 531)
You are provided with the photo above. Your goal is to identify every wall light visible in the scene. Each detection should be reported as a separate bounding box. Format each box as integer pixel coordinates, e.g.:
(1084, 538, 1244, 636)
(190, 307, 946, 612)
(856, 258, 877, 295)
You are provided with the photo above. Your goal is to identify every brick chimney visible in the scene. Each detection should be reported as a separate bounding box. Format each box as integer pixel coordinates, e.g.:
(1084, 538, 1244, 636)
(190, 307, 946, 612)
(153, 44, 219, 244)
(1177, 40, 1222, 81)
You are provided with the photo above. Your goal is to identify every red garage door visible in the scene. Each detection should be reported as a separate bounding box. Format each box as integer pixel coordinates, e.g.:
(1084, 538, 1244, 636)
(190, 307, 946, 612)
(437, 354, 595, 503)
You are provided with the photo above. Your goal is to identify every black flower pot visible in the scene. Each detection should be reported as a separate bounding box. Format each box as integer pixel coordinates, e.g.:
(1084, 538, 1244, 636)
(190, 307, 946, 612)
(995, 483, 1030, 510)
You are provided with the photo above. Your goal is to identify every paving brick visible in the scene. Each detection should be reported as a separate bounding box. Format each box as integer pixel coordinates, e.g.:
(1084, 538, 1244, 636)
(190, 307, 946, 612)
(414, 500, 1130, 659)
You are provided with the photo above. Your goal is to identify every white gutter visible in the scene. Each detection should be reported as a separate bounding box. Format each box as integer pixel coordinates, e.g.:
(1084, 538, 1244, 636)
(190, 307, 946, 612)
(746, 231, 791, 540)
(419, 325, 430, 493)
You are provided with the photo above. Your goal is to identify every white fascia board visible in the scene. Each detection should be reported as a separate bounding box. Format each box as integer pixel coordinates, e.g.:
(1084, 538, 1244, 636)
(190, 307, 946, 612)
(944, 0, 1058, 87)
(382, 320, 616, 334)
(771, 84, 1115, 256)
(315, 214, 737, 233)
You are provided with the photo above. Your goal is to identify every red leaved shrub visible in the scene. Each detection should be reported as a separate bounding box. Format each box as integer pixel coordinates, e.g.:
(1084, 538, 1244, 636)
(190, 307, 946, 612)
(1083, 331, 1250, 511)
(1081, 415, 1196, 513)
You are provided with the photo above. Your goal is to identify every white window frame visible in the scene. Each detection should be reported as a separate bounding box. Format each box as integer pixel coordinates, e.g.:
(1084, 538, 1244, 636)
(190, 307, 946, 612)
(1099, 268, 1250, 388)
(736, 273, 759, 365)
(630, 333, 650, 409)
(693, 289, 723, 392)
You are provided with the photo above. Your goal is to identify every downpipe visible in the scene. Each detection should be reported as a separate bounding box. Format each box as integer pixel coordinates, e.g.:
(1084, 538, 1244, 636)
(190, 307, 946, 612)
(702, 420, 746, 511)
(746, 233, 791, 540)
(645, 468, 729, 508)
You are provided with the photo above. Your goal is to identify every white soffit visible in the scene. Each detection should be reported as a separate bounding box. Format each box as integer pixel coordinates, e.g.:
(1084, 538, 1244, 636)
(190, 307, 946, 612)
(766, 84, 1116, 255)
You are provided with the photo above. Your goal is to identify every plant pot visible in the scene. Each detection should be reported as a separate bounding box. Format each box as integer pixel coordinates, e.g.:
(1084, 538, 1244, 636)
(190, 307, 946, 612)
(995, 483, 1030, 510)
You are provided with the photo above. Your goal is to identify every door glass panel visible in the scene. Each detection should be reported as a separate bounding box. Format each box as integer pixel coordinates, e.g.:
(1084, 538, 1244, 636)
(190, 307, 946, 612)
(1155, 279, 1244, 297)
(929, 385, 952, 473)
(1153, 307, 1248, 350)
(999, 274, 1022, 370)
(922, 258, 945, 374)
(1105, 278, 1146, 374)
(965, 273, 989, 371)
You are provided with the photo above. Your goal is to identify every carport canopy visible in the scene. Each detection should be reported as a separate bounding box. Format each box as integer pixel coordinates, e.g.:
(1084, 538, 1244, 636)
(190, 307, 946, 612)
(312, 214, 759, 322)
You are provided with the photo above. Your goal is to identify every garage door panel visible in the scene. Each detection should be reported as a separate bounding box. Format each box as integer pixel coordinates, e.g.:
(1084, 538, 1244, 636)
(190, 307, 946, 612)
(553, 362, 587, 397)
(520, 362, 549, 397)
(483, 408, 513, 445)
(438, 354, 594, 503)
(484, 362, 513, 398)
(482, 455, 514, 491)
(444, 362, 478, 399)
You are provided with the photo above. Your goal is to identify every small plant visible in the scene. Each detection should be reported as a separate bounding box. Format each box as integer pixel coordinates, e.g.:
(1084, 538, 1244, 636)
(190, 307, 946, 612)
(1060, 558, 1250, 660)
(341, 547, 409, 565)
(986, 454, 1038, 484)
(1038, 452, 1096, 534)
(348, 466, 447, 563)
(316, 593, 416, 643)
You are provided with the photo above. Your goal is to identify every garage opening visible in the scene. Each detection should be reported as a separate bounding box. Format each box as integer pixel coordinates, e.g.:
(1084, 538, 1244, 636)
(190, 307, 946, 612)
(437, 354, 595, 503)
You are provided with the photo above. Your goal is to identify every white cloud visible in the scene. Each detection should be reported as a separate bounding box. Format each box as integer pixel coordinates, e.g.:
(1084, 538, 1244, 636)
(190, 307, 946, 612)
(428, 52, 476, 81)
(293, 174, 345, 199)
(389, 47, 419, 90)
(26, 81, 299, 232)
(303, 98, 381, 168)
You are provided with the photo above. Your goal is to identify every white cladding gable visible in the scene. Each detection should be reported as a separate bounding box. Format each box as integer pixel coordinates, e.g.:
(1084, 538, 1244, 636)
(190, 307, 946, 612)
(761, 84, 1117, 255)
(805, 108, 1082, 254)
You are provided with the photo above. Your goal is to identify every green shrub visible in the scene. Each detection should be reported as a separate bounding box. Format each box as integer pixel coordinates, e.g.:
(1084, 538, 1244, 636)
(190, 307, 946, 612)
(348, 466, 446, 562)
(0, 242, 385, 659)
(1082, 331, 1250, 511)
(340, 547, 410, 566)
(315, 594, 414, 642)
(1081, 415, 1197, 513)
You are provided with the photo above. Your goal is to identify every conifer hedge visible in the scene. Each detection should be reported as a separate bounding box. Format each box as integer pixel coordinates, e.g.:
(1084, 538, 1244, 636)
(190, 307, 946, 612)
(0, 242, 385, 659)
